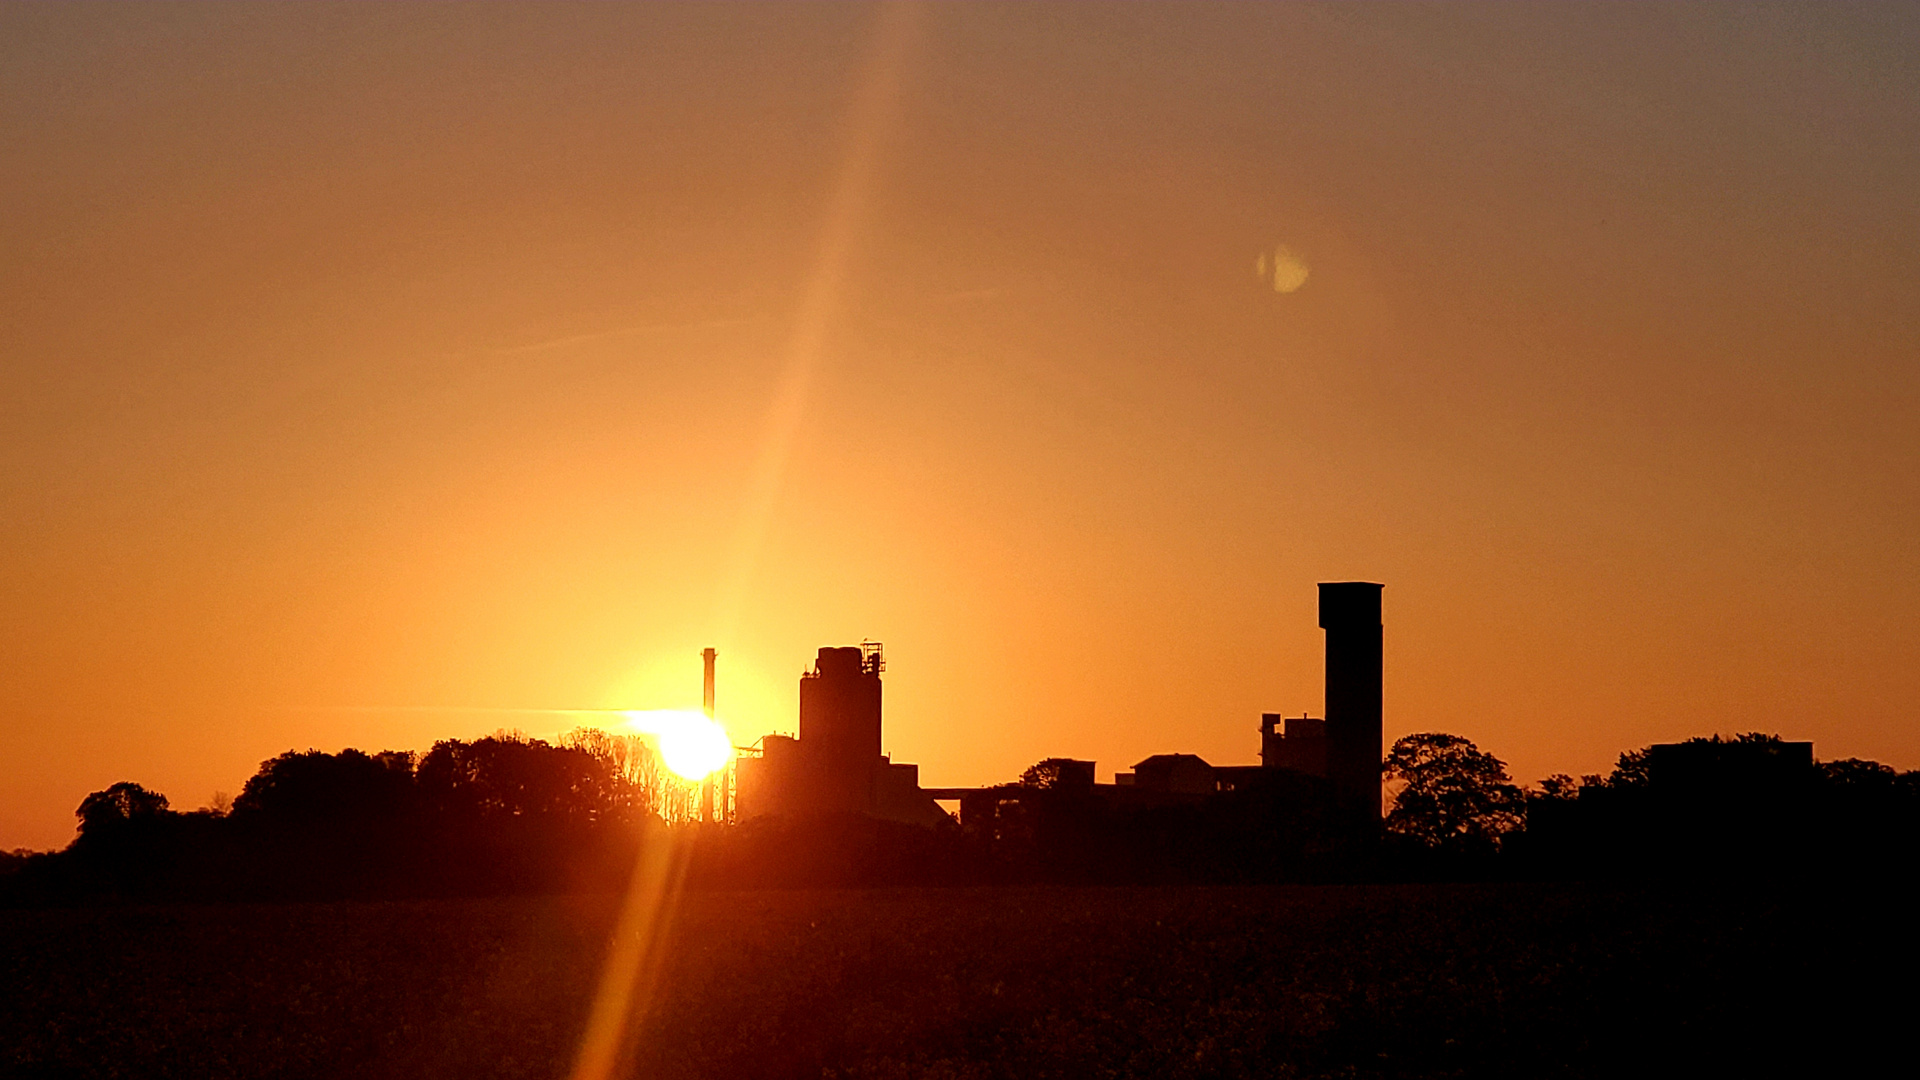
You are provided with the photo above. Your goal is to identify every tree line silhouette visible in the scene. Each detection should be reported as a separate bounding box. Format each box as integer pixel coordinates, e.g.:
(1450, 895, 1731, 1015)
(4, 728, 1917, 903)
(2, 731, 691, 903)
(1512, 733, 1920, 879)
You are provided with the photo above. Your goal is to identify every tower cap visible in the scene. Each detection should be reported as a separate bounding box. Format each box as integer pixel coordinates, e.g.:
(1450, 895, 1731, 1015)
(1318, 581, 1382, 628)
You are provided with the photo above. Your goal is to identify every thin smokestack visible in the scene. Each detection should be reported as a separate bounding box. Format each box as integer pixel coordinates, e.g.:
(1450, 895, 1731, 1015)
(702, 648, 717, 719)
(701, 647, 717, 823)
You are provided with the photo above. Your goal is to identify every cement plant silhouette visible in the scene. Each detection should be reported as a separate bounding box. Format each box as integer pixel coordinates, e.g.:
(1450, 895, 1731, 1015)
(4, 582, 1915, 1079)
(11, 580, 1914, 903)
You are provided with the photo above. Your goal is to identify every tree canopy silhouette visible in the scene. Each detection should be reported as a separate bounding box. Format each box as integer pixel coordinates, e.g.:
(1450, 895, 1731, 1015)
(416, 734, 633, 822)
(234, 749, 416, 826)
(1384, 733, 1525, 851)
(1018, 758, 1094, 791)
(75, 782, 170, 838)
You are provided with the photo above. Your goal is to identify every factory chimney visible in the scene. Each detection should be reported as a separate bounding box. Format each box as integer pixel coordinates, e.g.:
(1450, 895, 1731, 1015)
(1319, 582, 1383, 831)
(701, 647, 717, 824)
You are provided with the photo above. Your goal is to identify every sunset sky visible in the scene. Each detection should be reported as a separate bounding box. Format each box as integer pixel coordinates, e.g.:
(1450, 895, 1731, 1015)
(4, 3, 1916, 849)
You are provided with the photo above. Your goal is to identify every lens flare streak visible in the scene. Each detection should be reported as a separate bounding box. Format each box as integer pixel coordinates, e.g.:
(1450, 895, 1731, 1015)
(566, 822, 692, 1080)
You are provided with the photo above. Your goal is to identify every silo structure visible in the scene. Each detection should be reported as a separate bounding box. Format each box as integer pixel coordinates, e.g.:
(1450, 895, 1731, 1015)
(799, 646, 882, 761)
(795, 645, 884, 815)
(1319, 582, 1383, 827)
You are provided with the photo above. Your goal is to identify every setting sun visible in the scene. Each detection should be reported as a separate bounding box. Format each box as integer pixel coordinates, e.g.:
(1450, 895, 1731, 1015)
(622, 710, 734, 782)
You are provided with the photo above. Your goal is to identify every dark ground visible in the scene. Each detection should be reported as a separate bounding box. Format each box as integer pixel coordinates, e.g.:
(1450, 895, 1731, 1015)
(1, 881, 1904, 1079)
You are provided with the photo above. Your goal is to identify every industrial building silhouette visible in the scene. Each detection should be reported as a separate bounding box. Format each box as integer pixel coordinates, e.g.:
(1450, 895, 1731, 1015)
(734, 645, 949, 827)
(737, 583, 1386, 836)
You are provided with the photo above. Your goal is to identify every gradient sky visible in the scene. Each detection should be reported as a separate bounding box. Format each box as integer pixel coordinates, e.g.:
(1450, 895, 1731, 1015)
(4, 3, 1917, 850)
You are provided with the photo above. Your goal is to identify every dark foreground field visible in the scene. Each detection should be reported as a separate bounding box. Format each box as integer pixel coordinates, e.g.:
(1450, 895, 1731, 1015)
(2, 882, 1903, 1079)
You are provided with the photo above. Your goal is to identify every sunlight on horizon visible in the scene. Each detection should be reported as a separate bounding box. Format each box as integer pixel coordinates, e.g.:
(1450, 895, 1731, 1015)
(621, 709, 734, 781)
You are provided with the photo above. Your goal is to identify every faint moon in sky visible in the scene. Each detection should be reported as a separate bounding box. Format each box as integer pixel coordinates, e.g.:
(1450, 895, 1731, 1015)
(1254, 244, 1310, 293)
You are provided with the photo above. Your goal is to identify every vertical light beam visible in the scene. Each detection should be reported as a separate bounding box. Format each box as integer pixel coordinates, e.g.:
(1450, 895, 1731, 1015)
(567, 820, 692, 1080)
(572, 15, 926, 1070)
(712, 1, 927, 641)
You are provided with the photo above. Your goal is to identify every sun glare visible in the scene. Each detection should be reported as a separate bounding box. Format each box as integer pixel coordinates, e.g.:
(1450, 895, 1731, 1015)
(623, 710, 733, 781)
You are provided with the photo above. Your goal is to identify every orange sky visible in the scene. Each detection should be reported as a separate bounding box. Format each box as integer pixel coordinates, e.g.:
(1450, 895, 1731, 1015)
(4, 3, 1917, 850)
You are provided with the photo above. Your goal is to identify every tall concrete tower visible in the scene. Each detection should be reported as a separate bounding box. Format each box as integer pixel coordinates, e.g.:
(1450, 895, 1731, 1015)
(798, 646, 883, 760)
(795, 645, 884, 815)
(1319, 582, 1383, 829)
